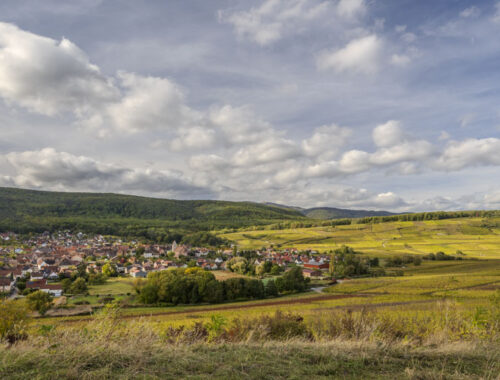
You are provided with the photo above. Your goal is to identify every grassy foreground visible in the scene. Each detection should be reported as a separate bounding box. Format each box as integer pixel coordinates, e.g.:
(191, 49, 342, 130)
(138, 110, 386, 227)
(1, 339, 498, 379)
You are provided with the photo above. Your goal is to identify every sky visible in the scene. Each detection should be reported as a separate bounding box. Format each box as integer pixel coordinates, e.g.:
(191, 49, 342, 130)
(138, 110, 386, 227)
(0, 0, 499, 212)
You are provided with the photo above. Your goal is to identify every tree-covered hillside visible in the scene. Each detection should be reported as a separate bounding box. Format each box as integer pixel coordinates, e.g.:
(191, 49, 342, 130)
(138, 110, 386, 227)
(0, 187, 305, 240)
(303, 207, 395, 219)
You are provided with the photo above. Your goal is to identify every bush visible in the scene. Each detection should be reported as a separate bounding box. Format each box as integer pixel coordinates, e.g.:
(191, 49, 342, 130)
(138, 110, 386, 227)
(26, 291, 53, 316)
(228, 311, 312, 341)
(0, 299, 29, 342)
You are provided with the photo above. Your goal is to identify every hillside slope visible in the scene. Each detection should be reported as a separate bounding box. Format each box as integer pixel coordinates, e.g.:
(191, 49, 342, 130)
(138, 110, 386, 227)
(303, 207, 395, 219)
(0, 187, 305, 237)
(0, 187, 303, 221)
(265, 202, 396, 219)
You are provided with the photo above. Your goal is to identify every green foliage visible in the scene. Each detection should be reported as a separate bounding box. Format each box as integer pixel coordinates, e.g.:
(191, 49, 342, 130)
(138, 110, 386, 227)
(26, 291, 53, 316)
(181, 231, 227, 247)
(0, 187, 304, 241)
(70, 278, 88, 295)
(136, 268, 268, 305)
(102, 263, 117, 277)
(424, 251, 460, 261)
(277, 267, 308, 293)
(331, 252, 370, 277)
(87, 273, 107, 285)
(226, 257, 249, 274)
(265, 279, 278, 297)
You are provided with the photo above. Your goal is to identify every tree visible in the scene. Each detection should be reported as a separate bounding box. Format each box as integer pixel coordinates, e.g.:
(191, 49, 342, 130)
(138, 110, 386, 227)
(265, 279, 278, 297)
(26, 291, 53, 316)
(270, 264, 281, 275)
(281, 267, 307, 292)
(255, 263, 266, 278)
(61, 278, 72, 293)
(71, 278, 88, 294)
(226, 257, 248, 274)
(76, 262, 88, 279)
(102, 263, 117, 277)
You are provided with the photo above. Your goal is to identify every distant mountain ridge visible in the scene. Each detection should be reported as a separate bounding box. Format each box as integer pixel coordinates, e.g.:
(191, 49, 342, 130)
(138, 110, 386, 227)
(264, 202, 396, 219)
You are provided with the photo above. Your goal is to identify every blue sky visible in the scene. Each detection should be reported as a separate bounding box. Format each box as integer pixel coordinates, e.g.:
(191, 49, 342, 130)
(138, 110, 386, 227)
(0, 0, 498, 211)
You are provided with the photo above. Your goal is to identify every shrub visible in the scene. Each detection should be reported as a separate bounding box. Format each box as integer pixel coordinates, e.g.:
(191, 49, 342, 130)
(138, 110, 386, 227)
(0, 299, 29, 343)
(26, 290, 53, 316)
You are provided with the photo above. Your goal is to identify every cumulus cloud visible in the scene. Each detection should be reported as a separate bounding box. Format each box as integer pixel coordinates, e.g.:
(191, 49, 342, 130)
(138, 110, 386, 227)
(302, 124, 352, 158)
(435, 138, 500, 171)
(208, 105, 273, 144)
(170, 127, 217, 151)
(218, 0, 329, 46)
(317, 34, 382, 74)
(105, 72, 199, 133)
(4, 148, 212, 197)
(232, 136, 300, 166)
(372, 120, 404, 147)
(0, 22, 118, 116)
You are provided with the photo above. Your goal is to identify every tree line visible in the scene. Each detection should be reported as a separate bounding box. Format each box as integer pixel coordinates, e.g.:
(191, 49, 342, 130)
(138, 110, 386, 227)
(134, 267, 308, 305)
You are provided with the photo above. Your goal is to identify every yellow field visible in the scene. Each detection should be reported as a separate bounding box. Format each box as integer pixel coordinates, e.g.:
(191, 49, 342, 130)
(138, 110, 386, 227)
(218, 217, 500, 258)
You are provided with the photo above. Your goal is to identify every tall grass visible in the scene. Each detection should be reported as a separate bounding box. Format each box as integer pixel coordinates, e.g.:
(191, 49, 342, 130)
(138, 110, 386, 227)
(1, 300, 499, 379)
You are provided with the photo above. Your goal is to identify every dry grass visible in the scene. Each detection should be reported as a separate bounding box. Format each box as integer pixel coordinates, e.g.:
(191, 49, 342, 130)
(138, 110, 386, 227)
(1, 300, 499, 379)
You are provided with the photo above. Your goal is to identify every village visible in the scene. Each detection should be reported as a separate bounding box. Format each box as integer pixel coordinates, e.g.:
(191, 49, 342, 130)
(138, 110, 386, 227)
(0, 231, 332, 298)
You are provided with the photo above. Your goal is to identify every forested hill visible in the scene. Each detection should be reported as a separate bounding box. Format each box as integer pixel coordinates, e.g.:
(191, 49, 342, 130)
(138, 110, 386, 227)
(303, 207, 396, 219)
(0, 187, 303, 222)
(264, 203, 395, 219)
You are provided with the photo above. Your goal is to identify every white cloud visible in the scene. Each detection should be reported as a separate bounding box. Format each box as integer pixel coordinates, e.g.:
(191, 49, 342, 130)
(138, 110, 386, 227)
(106, 72, 199, 133)
(391, 54, 411, 66)
(339, 150, 371, 173)
(317, 34, 382, 74)
(219, 0, 329, 46)
(208, 105, 273, 144)
(493, 2, 500, 23)
(460, 6, 480, 18)
(336, 0, 366, 20)
(372, 120, 404, 147)
(232, 136, 300, 166)
(170, 127, 217, 151)
(0, 22, 118, 116)
(302, 124, 352, 157)
(435, 138, 500, 171)
(5, 148, 211, 197)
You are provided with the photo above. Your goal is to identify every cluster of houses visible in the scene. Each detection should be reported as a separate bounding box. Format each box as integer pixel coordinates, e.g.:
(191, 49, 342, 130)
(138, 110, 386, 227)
(0, 231, 333, 297)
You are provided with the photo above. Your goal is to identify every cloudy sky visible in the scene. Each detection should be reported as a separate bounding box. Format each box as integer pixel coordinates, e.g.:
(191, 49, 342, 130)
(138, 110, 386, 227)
(0, 0, 499, 211)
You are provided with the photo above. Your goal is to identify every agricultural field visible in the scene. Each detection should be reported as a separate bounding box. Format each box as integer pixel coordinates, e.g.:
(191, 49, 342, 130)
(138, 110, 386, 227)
(219, 217, 500, 259)
(88, 277, 135, 295)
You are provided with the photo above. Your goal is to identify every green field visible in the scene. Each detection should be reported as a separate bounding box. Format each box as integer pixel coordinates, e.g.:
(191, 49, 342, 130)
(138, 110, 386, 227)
(219, 217, 500, 258)
(87, 277, 135, 296)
